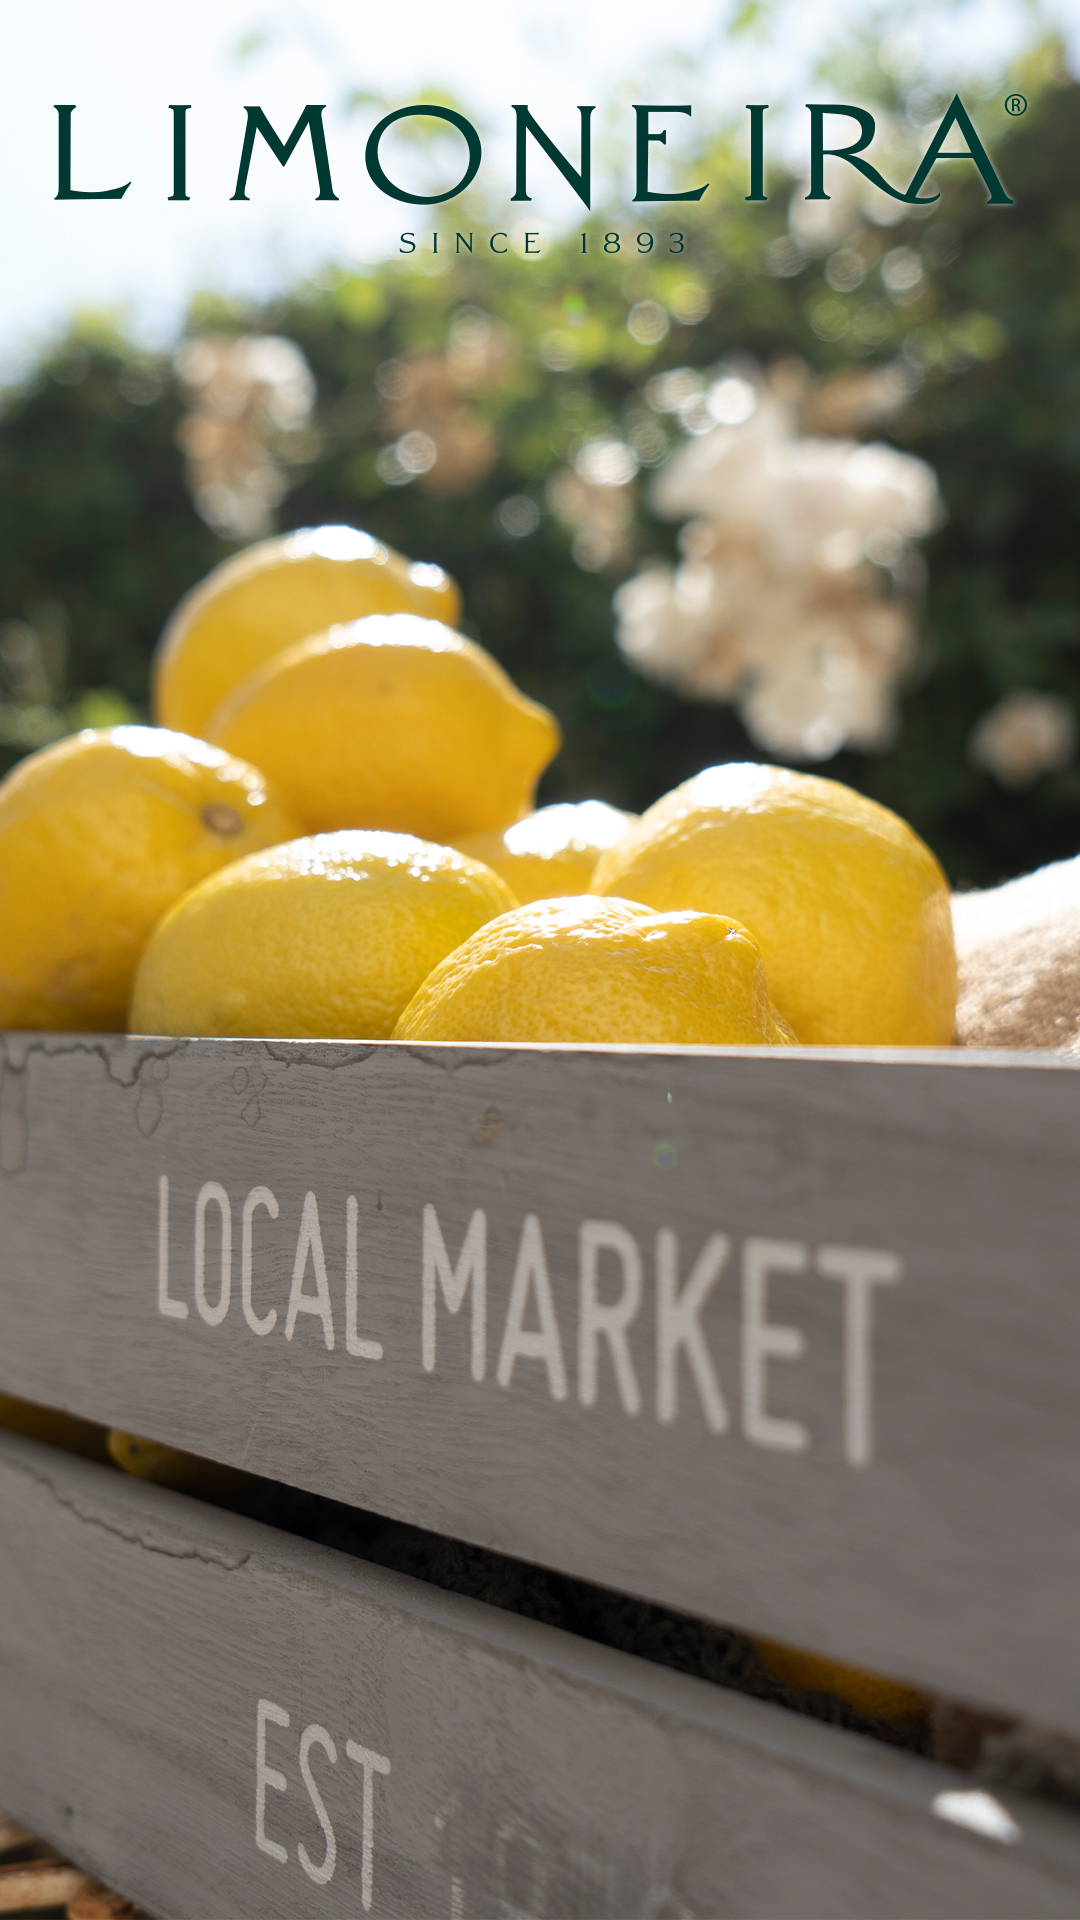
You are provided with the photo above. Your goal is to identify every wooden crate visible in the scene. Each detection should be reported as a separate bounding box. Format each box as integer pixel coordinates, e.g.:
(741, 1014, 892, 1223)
(2, 1034, 1079, 1721)
(2, 1428, 1079, 1920)
(2, 1032, 1080, 1914)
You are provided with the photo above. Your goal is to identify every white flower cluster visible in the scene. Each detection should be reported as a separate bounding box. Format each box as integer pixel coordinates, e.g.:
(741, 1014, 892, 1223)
(968, 689, 1077, 789)
(547, 436, 642, 573)
(174, 335, 316, 540)
(374, 307, 511, 496)
(614, 376, 941, 760)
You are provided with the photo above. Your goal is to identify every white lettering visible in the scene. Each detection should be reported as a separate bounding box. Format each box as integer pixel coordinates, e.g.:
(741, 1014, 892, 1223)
(655, 1229, 729, 1432)
(169, 1180, 898, 1478)
(345, 1740, 392, 1914)
(741, 1238, 809, 1452)
(345, 1194, 383, 1361)
(297, 1722, 337, 1887)
(497, 1213, 567, 1400)
(578, 1220, 642, 1415)
(255, 1697, 289, 1864)
(194, 1180, 232, 1328)
(156, 1174, 187, 1319)
(285, 1191, 336, 1350)
(242, 1186, 279, 1337)
(816, 1244, 902, 1466)
(422, 1205, 487, 1381)
(494, 1816, 545, 1913)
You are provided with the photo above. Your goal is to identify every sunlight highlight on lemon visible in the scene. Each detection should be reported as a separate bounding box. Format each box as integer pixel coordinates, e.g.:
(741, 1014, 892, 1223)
(153, 524, 462, 738)
(206, 614, 561, 842)
(455, 800, 636, 903)
(131, 829, 516, 1041)
(594, 763, 956, 1046)
(394, 895, 796, 1046)
(0, 726, 298, 1032)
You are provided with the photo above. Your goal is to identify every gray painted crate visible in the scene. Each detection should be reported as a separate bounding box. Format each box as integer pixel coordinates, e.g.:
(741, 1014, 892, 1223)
(2, 1430, 1079, 1920)
(1, 1032, 1079, 1732)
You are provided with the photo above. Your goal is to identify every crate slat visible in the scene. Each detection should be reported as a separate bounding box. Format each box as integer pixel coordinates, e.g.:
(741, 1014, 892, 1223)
(2, 1033, 1078, 1726)
(2, 1431, 1078, 1920)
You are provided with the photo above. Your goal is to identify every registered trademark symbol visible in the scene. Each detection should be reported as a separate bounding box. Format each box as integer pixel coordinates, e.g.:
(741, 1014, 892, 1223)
(1005, 93, 1027, 115)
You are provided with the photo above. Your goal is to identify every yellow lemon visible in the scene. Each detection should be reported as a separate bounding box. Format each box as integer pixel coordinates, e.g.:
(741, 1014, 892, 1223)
(107, 1431, 261, 1503)
(455, 800, 636, 904)
(153, 524, 462, 739)
(594, 763, 955, 1046)
(393, 896, 796, 1046)
(0, 1390, 110, 1465)
(130, 830, 517, 1040)
(752, 1636, 929, 1728)
(207, 614, 561, 842)
(0, 727, 298, 1032)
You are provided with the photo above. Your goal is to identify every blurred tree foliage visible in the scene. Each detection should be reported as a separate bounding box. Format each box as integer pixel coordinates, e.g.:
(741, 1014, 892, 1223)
(1, 49, 1078, 886)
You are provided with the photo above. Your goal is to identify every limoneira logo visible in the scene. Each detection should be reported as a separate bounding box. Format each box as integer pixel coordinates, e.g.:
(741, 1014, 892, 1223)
(53, 94, 1013, 210)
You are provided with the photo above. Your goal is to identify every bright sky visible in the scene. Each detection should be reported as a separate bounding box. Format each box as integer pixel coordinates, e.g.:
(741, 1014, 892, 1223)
(1, 0, 1074, 367)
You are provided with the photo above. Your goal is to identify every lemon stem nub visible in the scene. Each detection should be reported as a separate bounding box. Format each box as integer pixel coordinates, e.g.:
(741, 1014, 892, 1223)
(201, 804, 243, 836)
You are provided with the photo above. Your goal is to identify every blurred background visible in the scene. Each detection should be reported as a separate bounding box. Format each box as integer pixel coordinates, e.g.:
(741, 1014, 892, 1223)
(3, 0, 1080, 887)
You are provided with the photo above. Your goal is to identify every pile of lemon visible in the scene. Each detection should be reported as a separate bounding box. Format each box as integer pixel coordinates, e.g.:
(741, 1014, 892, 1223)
(0, 525, 957, 1048)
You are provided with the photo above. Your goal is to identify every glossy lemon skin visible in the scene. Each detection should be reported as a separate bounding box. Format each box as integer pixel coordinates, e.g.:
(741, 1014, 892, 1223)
(130, 830, 517, 1041)
(107, 1431, 260, 1502)
(0, 1391, 110, 1465)
(207, 614, 561, 842)
(0, 727, 298, 1032)
(594, 764, 956, 1047)
(393, 895, 796, 1046)
(752, 1636, 929, 1727)
(455, 800, 636, 904)
(153, 525, 462, 739)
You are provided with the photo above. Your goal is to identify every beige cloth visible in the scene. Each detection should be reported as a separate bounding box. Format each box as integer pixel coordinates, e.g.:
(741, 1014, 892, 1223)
(953, 854, 1080, 1052)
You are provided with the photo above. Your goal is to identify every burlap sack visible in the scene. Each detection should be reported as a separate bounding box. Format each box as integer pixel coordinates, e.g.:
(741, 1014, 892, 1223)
(953, 854, 1080, 1052)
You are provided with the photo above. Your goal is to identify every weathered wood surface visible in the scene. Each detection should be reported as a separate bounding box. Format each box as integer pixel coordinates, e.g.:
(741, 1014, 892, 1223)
(1, 1431, 1078, 1920)
(1, 1033, 1079, 1728)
